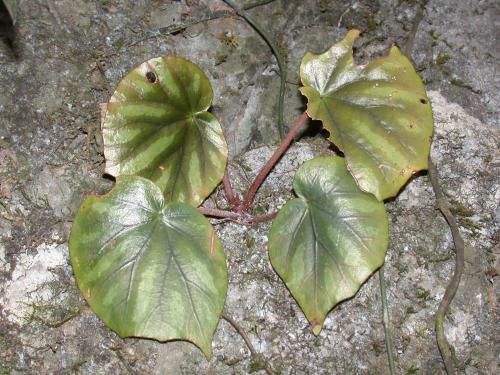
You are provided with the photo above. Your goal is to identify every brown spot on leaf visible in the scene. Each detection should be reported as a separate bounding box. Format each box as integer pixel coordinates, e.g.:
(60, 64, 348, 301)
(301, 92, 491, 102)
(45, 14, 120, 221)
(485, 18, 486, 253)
(146, 71, 157, 83)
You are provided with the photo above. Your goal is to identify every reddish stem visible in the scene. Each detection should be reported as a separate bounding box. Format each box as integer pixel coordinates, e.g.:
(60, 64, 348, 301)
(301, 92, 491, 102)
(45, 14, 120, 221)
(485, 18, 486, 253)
(240, 111, 309, 211)
(223, 172, 240, 206)
(198, 207, 240, 220)
(249, 211, 277, 223)
(198, 207, 277, 224)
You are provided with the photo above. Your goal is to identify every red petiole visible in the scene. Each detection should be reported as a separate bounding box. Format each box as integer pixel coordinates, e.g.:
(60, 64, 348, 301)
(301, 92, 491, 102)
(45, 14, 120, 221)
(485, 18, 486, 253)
(238, 111, 309, 211)
(197, 207, 277, 224)
(199, 111, 309, 223)
(222, 172, 240, 207)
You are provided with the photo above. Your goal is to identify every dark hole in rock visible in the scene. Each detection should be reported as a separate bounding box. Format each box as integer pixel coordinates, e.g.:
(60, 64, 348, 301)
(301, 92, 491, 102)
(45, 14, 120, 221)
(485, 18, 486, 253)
(420, 98, 428, 104)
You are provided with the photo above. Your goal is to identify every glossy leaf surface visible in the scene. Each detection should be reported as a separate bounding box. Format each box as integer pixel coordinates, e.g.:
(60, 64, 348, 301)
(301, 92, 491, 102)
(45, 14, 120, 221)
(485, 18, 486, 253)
(102, 56, 228, 206)
(269, 157, 388, 334)
(300, 30, 434, 200)
(69, 176, 227, 358)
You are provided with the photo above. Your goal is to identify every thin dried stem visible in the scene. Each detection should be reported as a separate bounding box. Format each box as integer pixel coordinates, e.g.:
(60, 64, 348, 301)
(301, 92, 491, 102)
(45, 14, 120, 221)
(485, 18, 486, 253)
(126, 1, 276, 48)
(428, 158, 465, 375)
(222, 312, 276, 375)
(379, 265, 396, 375)
(223, 0, 286, 139)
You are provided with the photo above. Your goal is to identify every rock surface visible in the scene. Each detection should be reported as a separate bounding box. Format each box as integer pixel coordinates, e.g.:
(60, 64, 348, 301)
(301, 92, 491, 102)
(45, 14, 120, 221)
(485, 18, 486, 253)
(0, 0, 498, 374)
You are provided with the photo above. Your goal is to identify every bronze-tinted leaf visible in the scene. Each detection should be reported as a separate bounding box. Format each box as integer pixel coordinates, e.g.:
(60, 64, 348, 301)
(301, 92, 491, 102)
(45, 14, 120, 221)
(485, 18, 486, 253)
(69, 176, 227, 358)
(269, 157, 388, 334)
(300, 30, 434, 200)
(102, 56, 227, 206)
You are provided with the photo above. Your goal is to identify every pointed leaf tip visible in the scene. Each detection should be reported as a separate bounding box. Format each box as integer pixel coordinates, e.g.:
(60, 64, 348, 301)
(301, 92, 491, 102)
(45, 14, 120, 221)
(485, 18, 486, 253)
(312, 324, 322, 336)
(69, 176, 227, 358)
(269, 157, 389, 334)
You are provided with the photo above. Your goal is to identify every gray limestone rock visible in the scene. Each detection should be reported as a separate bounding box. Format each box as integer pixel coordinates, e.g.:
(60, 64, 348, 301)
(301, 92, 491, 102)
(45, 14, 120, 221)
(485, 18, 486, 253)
(0, 0, 498, 374)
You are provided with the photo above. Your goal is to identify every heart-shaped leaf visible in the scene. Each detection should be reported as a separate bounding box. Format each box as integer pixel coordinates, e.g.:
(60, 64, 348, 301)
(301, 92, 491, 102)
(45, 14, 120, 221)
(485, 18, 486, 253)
(269, 156, 388, 334)
(300, 30, 434, 201)
(69, 176, 227, 358)
(102, 56, 228, 206)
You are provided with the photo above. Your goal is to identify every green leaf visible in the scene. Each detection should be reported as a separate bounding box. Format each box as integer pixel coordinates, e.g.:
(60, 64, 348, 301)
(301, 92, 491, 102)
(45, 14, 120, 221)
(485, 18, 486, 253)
(69, 176, 227, 358)
(300, 30, 434, 201)
(2, 0, 17, 24)
(102, 56, 228, 206)
(269, 156, 388, 335)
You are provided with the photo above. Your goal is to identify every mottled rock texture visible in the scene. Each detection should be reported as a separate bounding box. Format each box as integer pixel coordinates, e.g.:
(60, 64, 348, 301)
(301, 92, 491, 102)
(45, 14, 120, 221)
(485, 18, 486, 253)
(0, 0, 498, 374)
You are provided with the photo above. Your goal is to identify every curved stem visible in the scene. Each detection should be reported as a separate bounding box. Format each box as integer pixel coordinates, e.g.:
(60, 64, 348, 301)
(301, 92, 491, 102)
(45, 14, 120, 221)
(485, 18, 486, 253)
(222, 312, 276, 374)
(128, 10, 232, 47)
(127, 1, 276, 48)
(428, 158, 465, 375)
(402, 0, 429, 57)
(379, 265, 396, 375)
(223, 0, 286, 139)
(240, 111, 309, 211)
